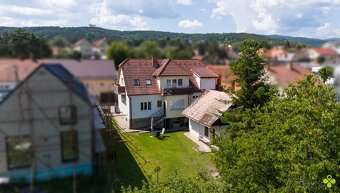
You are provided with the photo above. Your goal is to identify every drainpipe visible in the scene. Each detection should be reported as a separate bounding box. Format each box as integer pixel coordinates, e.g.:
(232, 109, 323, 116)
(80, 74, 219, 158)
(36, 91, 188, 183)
(129, 96, 132, 129)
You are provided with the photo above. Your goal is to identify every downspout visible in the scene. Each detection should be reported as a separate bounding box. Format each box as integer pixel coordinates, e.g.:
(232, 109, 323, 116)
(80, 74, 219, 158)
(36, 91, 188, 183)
(129, 96, 132, 129)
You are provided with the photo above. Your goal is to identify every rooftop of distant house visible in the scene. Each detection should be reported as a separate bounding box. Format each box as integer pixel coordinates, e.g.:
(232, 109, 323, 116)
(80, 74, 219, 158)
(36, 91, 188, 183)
(266, 64, 311, 87)
(312, 48, 338, 56)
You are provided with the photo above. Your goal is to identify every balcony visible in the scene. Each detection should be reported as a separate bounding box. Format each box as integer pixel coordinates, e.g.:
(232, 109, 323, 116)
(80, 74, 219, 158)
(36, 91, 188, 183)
(161, 87, 193, 96)
(112, 84, 125, 94)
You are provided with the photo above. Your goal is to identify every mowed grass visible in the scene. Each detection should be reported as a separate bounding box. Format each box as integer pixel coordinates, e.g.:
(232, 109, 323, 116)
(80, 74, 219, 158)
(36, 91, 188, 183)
(122, 131, 215, 184)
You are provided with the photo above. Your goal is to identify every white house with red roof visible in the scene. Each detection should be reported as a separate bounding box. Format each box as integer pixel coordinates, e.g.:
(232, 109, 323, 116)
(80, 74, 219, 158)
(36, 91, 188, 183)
(113, 58, 218, 130)
(92, 38, 109, 59)
(307, 48, 339, 65)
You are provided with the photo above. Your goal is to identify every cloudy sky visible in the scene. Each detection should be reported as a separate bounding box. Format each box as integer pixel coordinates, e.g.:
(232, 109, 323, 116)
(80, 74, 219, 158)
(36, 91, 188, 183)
(0, 0, 340, 39)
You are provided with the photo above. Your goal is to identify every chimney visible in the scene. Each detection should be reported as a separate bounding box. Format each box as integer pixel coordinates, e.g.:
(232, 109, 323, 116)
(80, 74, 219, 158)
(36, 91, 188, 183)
(287, 62, 293, 70)
(152, 57, 158, 67)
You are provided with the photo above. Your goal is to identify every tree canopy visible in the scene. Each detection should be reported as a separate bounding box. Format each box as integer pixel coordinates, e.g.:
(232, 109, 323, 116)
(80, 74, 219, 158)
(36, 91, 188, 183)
(215, 75, 340, 192)
(106, 41, 134, 70)
(318, 65, 334, 83)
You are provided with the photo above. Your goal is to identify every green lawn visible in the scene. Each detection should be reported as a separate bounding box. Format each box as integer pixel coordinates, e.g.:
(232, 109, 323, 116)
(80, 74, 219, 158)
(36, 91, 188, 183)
(109, 118, 215, 188)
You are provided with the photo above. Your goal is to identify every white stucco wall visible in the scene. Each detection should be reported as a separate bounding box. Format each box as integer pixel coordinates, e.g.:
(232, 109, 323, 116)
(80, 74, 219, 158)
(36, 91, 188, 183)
(200, 78, 217, 90)
(189, 119, 208, 141)
(164, 95, 189, 118)
(130, 95, 163, 119)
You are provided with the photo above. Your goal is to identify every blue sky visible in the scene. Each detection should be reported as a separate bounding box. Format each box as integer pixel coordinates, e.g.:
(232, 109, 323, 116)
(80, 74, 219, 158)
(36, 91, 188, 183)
(0, 0, 339, 39)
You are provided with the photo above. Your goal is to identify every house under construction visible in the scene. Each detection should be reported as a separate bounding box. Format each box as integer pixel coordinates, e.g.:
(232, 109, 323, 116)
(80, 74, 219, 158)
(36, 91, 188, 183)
(0, 63, 106, 182)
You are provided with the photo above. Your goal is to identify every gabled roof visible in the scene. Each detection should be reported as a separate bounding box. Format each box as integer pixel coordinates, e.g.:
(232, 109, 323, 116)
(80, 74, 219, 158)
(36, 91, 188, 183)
(192, 67, 218, 78)
(92, 38, 108, 48)
(152, 59, 192, 76)
(74, 38, 91, 47)
(182, 90, 232, 127)
(0, 59, 42, 82)
(313, 48, 338, 56)
(0, 64, 91, 105)
(120, 59, 210, 96)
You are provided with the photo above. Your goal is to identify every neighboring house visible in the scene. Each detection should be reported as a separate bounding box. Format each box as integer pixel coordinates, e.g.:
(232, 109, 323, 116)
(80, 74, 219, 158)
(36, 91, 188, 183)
(323, 41, 340, 54)
(92, 38, 109, 59)
(0, 64, 105, 181)
(266, 63, 311, 89)
(206, 64, 240, 91)
(113, 58, 218, 130)
(307, 48, 339, 65)
(0, 59, 116, 108)
(259, 47, 295, 63)
(74, 39, 93, 57)
(0, 60, 41, 101)
(182, 90, 232, 144)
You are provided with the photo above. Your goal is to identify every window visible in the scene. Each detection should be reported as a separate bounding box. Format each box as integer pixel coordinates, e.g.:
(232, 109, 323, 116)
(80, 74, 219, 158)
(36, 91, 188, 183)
(141, 102, 151, 110)
(6, 135, 32, 169)
(133, 79, 140, 86)
(166, 79, 171, 87)
(204, 127, 209, 137)
(100, 82, 105, 87)
(148, 102, 151, 110)
(172, 79, 177, 88)
(170, 99, 185, 110)
(121, 94, 126, 104)
(60, 131, 78, 162)
(178, 79, 183, 86)
(193, 95, 199, 99)
(145, 79, 152, 86)
(157, 100, 162, 107)
(59, 105, 77, 125)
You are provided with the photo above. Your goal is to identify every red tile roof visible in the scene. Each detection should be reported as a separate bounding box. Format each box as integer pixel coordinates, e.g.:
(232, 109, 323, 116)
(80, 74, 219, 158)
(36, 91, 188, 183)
(92, 38, 107, 47)
(192, 67, 218, 78)
(0, 59, 43, 82)
(120, 59, 211, 95)
(266, 65, 311, 87)
(74, 38, 91, 47)
(313, 48, 338, 56)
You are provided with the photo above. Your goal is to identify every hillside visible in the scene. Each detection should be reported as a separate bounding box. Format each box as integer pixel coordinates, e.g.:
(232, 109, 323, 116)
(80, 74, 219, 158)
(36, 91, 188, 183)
(0, 26, 328, 46)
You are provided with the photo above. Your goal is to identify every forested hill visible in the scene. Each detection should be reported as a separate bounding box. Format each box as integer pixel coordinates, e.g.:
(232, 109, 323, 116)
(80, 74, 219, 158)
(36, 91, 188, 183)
(0, 26, 327, 46)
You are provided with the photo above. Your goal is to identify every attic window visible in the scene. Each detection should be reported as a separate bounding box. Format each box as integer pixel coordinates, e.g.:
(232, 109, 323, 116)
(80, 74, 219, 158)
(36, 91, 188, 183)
(145, 79, 152, 86)
(133, 79, 140, 86)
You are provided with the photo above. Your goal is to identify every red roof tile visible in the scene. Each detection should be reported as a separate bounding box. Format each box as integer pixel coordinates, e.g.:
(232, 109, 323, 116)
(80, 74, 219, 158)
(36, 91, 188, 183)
(313, 48, 337, 56)
(266, 65, 311, 87)
(192, 67, 218, 78)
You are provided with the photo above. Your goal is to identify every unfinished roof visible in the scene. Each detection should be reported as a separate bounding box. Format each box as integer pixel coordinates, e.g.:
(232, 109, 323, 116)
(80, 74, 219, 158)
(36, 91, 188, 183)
(182, 90, 232, 127)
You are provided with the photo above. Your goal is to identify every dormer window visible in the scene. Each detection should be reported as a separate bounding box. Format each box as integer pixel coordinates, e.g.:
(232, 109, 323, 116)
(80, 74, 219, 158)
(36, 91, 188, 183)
(145, 79, 152, 86)
(133, 79, 140, 86)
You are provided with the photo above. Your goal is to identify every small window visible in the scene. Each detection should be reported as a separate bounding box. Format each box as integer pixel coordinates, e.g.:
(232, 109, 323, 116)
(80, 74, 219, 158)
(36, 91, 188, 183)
(141, 102, 144, 110)
(60, 130, 78, 162)
(6, 135, 32, 169)
(172, 79, 177, 88)
(157, 100, 162, 107)
(59, 105, 77, 125)
(178, 79, 183, 86)
(166, 79, 171, 87)
(148, 102, 151, 110)
(145, 79, 152, 86)
(204, 127, 209, 137)
(144, 102, 147, 110)
(133, 79, 140, 86)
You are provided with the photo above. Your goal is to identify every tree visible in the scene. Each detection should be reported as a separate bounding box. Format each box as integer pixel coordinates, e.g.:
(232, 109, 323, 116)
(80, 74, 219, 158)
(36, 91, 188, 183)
(220, 40, 276, 130)
(136, 40, 161, 58)
(318, 65, 334, 83)
(6, 28, 51, 59)
(215, 75, 340, 192)
(106, 41, 134, 70)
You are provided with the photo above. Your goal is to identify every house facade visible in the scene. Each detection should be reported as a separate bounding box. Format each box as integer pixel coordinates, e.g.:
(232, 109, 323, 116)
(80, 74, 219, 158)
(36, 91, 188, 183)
(92, 38, 109, 59)
(113, 58, 218, 130)
(182, 90, 232, 143)
(73, 39, 93, 57)
(0, 64, 105, 181)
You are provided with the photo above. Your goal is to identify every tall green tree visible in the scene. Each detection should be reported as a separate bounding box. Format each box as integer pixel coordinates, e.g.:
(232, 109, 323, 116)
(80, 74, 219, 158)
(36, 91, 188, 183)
(215, 75, 340, 192)
(136, 40, 161, 58)
(106, 41, 134, 70)
(221, 39, 275, 130)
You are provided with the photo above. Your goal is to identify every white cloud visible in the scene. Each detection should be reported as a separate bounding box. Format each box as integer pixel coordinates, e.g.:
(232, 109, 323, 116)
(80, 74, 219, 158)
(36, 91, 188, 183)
(176, 0, 193, 6)
(178, 19, 203, 29)
(316, 22, 340, 38)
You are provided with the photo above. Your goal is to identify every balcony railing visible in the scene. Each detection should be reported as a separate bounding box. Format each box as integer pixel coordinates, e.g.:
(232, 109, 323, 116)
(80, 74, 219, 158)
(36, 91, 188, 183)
(112, 84, 125, 94)
(161, 87, 193, 96)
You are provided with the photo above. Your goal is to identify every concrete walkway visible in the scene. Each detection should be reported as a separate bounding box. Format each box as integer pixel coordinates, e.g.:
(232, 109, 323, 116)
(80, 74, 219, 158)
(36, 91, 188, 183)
(112, 114, 141, 133)
(184, 132, 211, 153)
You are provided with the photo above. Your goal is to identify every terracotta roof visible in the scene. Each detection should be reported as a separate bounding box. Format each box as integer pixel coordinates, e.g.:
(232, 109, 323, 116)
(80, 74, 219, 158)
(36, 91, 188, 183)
(74, 38, 91, 47)
(120, 59, 161, 95)
(152, 59, 192, 76)
(0, 59, 43, 82)
(206, 65, 239, 91)
(92, 38, 107, 47)
(192, 67, 218, 78)
(266, 64, 311, 87)
(182, 90, 232, 127)
(313, 48, 338, 56)
(120, 59, 211, 95)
